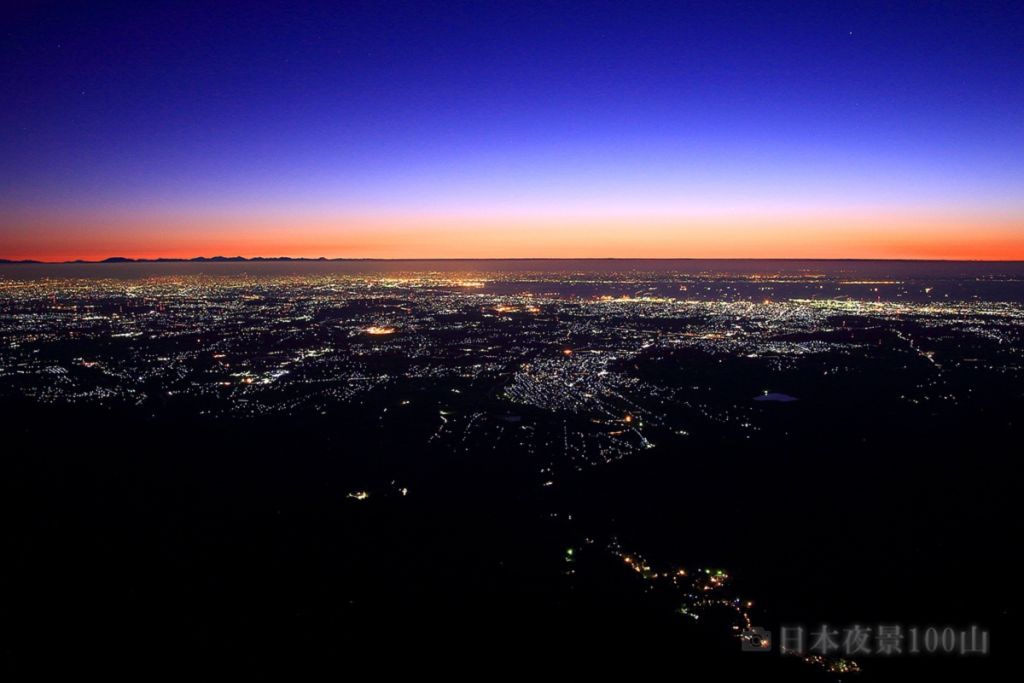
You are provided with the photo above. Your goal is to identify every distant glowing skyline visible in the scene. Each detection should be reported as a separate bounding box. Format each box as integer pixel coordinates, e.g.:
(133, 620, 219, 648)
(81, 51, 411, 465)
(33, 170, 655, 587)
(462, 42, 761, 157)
(3, 2, 1023, 261)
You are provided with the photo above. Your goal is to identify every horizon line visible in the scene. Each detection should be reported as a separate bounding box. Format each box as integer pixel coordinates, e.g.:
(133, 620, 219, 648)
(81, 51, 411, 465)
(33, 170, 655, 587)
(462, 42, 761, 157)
(4, 255, 1024, 265)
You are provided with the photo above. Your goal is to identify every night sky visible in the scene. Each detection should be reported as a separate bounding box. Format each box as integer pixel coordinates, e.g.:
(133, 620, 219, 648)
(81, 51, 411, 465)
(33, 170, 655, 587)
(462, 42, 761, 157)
(2, 1, 1023, 260)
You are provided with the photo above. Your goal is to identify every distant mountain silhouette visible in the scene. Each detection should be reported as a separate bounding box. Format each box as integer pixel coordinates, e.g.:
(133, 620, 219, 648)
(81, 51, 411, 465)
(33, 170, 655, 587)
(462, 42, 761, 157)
(49, 256, 331, 264)
(2, 256, 1020, 265)
(1, 256, 333, 264)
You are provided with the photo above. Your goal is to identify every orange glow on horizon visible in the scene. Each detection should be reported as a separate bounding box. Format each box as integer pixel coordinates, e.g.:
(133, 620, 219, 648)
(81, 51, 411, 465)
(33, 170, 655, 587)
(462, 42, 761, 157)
(2, 210, 1023, 262)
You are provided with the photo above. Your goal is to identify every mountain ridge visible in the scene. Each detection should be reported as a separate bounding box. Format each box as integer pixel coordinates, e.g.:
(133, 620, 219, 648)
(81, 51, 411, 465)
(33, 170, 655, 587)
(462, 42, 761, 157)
(3, 256, 1024, 264)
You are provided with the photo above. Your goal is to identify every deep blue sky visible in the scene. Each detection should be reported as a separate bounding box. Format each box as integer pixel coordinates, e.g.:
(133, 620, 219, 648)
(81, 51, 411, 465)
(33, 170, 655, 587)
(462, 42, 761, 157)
(2, 1, 1023, 258)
